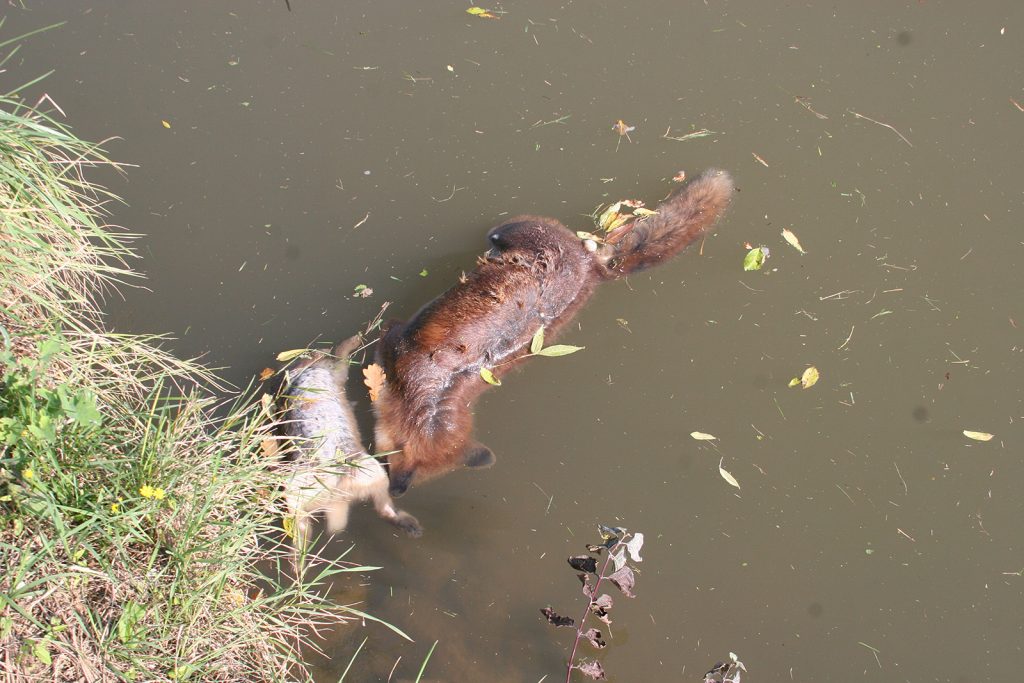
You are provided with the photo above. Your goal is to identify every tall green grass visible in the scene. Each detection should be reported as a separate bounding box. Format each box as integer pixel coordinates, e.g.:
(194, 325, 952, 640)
(0, 29, 364, 682)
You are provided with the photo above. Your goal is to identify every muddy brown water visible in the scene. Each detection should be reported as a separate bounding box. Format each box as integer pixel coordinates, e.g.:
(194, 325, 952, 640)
(8, 1, 1024, 680)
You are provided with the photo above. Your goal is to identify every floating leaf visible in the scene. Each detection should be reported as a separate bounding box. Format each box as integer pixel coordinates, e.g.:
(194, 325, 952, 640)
(719, 457, 741, 489)
(787, 377, 802, 388)
(535, 344, 584, 357)
(419, 269, 429, 277)
(781, 228, 806, 254)
(963, 430, 994, 442)
(466, 6, 498, 18)
(799, 366, 819, 389)
(582, 628, 607, 649)
(161, 120, 171, 129)
(259, 367, 275, 382)
(610, 547, 626, 571)
(633, 207, 658, 218)
(540, 607, 575, 627)
(608, 565, 636, 598)
(691, 431, 717, 441)
(625, 532, 644, 563)
(742, 247, 767, 271)
(531, 326, 545, 354)
(276, 348, 308, 362)
(568, 555, 598, 574)
(479, 367, 502, 386)
(353, 284, 374, 298)
(598, 201, 624, 231)
(578, 571, 594, 597)
(363, 364, 386, 402)
(590, 594, 614, 624)
(576, 660, 607, 680)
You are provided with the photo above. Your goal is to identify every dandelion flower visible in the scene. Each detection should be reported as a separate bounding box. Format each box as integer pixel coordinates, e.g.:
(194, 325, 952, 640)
(22, 467, 34, 481)
(139, 485, 155, 498)
(152, 487, 166, 501)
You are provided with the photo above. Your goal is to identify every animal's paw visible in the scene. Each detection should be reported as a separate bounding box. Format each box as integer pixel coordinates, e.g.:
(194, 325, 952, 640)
(394, 511, 423, 538)
(463, 444, 496, 469)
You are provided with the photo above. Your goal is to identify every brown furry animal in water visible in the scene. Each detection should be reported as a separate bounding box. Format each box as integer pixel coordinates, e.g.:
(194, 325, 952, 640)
(277, 336, 422, 546)
(374, 169, 735, 496)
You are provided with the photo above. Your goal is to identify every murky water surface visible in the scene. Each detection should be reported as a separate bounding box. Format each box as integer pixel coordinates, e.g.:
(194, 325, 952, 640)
(9, 1, 1024, 680)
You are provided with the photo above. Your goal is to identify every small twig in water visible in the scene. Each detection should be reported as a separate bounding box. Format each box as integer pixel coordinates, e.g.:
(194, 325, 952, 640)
(847, 109, 913, 147)
(837, 325, 855, 351)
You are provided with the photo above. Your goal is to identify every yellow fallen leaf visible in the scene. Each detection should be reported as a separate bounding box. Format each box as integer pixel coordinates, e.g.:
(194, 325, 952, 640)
(598, 202, 623, 231)
(276, 348, 308, 362)
(466, 6, 498, 18)
(781, 228, 806, 254)
(799, 366, 819, 389)
(963, 430, 994, 442)
(690, 431, 717, 441)
(479, 367, 502, 385)
(363, 364, 386, 402)
(719, 457, 740, 489)
(161, 120, 171, 129)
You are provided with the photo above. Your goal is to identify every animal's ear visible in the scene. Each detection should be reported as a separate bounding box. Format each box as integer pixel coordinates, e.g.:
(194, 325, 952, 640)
(388, 469, 414, 498)
(463, 444, 496, 469)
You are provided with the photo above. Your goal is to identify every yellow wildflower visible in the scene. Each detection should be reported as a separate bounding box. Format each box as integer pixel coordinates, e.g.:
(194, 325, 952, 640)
(110, 502, 120, 513)
(139, 485, 155, 498)
(152, 488, 166, 501)
(22, 467, 34, 481)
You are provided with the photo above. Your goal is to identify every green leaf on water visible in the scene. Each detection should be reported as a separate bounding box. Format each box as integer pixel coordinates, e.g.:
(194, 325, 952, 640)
(480, 368, 502, 386)
(530, 327, 545, 354)
(743, 247, 766, 271)
(535, 344, 584, 357)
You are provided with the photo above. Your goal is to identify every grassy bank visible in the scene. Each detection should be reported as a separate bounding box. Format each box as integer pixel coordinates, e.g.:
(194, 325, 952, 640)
(0, 44, 356, 681)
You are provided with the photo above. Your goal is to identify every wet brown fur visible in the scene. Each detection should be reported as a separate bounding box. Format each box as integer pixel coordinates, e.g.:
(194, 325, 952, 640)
(375, 169, 735, 495)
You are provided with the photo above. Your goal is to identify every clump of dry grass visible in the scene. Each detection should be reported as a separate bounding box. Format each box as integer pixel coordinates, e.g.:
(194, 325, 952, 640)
(0, 29, 366, 682)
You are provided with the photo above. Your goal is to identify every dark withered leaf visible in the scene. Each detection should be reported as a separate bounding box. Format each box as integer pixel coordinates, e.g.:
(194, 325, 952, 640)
(582, 628, 606, 649)
(590, 594, 613, 624)
(585, 544, 604, 554)
(577, 572, 595, 598)
(539, 607, 575, 628)
(568, 555, 598, 574)
(575, 660, 607, 680)
(608, 565, 636, 598)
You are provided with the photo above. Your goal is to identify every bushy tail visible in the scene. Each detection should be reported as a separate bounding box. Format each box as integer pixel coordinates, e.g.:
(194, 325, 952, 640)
(596, 168, 734, 279)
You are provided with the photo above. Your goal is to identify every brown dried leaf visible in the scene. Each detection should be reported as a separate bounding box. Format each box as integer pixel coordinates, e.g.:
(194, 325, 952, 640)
(258, 367, 275, 382)
(608, 565, 636, 598)
(577, 572, 594, 598)
(582, 628, 606, 649)
(539, 607, 574, 628)
(260, 438, 279, 458)
(363, 364, 386, 402)
(575, 660, 607, 680)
